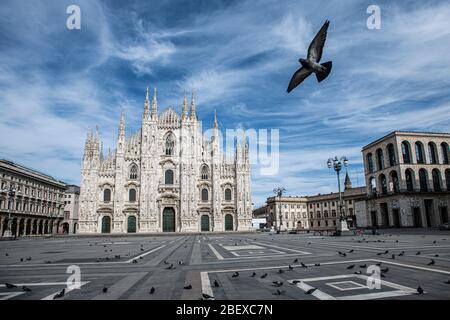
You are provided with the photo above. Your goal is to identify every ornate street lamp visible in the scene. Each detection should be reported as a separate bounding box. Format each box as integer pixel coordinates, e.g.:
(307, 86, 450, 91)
(1, 186, 17, 237)
(273, 187, 286, 232)
(327, 156, 349, 236)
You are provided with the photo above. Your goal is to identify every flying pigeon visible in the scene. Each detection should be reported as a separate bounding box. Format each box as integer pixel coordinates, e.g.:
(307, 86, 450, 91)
(287, 20, 332, 93)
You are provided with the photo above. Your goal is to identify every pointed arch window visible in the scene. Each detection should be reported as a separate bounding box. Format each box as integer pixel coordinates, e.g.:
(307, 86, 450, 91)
(201, 165, 209, 180)
(165, 134, 175, 156)
(129, 164, 138, 179)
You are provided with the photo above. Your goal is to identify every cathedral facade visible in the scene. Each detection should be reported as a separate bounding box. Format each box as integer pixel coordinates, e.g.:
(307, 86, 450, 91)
(78, 89, 252, 234)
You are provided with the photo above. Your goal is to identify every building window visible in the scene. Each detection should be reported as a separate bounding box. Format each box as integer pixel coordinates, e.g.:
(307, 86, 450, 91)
(445, 169, 450, 191)
(165, 169, 174, 185)
(379, 174, 387, 194)
(401, 141, 411, 164)
(415, 142, 425, 164)
(165, 134, 175, 156)
(225, 188, 232, 201)
(369, 176, 377, 194)
(387, 144, 396, 167)
(405, 169, 414, 191)
(129, 189, 136, 202)
(367, 153, 374, 173)
(432, 169, 441, 191)
(201, 188, 208, 201)
(441, 142, 449, 164)
(390, 170, 399, 193)
(419, 169, 428, 192)
(201, 165, 209, 180)
(103, 189, 111, 202)
(129, 164, 138, 179)
(428, 142, 438, 164)
(376, 148, 384, 171)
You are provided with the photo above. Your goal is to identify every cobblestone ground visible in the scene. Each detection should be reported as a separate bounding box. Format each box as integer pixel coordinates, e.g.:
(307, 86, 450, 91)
(1, 229, 450, 300)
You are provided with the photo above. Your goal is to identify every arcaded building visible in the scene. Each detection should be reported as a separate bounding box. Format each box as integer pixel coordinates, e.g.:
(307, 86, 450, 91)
(359, 131, 449, 228)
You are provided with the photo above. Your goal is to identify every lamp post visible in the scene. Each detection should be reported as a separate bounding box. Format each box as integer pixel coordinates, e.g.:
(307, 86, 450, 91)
(1, 186, 17, 237)
(273, 187, 286, 232)
(327, 156, 349, 235)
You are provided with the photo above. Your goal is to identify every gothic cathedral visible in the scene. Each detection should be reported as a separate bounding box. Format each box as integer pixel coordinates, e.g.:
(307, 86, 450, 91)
(78, 89, 252, 233)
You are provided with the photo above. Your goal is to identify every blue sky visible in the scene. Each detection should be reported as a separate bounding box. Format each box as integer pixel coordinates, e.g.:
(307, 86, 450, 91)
(0, 0, 449, 207)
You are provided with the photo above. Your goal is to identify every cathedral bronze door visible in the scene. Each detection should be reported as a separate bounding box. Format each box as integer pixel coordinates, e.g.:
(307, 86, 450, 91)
(127, 216, 136, 233)
(201, 215, 210, 232)
(101, 216, 111, 233)
(163, 208, 175, 232)
(225, 214, 233, 231)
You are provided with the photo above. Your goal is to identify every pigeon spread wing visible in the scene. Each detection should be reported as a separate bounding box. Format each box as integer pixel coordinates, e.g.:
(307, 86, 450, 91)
(287, 67, 312, 92)
(307, 20, 329, 63)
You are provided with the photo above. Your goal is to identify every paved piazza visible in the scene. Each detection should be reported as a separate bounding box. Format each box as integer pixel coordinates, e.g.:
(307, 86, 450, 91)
(1, 230, 450, 300)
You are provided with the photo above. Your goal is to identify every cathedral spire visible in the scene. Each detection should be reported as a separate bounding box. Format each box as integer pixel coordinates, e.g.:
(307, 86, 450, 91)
(190, 90, 197, 120)
(100, 141, 104, 161)
(143, 87, 150, 119)
(182, 91, 188, 120)
(151, 88, 158, 120)
(118, 112, 125, 138)
(213, 109, 218, 129)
